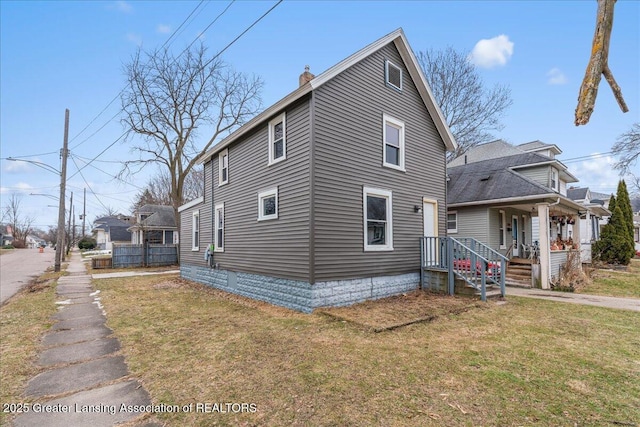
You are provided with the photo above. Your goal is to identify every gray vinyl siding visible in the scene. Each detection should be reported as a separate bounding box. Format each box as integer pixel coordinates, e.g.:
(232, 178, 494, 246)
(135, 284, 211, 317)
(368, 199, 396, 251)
(209, 98, 311, 281)
(312, 42, 447, 282)
(179, 161, 213, 267)
(517, 165, 551, 188)
(455, 207, 489, 242)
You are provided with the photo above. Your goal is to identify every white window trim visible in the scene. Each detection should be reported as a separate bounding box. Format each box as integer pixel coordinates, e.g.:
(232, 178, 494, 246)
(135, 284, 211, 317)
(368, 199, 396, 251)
(258, 187, 278, 221)
(499, 210, 506, 249)
(268, 113, 286, 166)
(192, 210, 200, 251)
(447, 211, 458, 234)
(219, 149, 229, 186)
(363, 186, 394, 251)
(550, 167, 559, 192)
(382, 114, 405, 171)
(214, 203, 224, 252)
(385, 59, 403, 91)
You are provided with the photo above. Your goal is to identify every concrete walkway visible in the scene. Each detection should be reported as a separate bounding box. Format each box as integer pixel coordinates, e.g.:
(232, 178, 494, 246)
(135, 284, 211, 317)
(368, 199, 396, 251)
(507, 286, 640, 312)
(12, 251, 161, 427)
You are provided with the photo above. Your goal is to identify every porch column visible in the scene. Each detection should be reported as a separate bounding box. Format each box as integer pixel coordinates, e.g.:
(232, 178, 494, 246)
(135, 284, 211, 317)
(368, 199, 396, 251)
(572, 212, 581, 251)
(536, 203, 551, 289)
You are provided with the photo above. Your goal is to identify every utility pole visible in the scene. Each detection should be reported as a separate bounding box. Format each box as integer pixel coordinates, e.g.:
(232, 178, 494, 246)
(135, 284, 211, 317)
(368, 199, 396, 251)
(55, 109, 69, 272)
(67, 191, 73, 256)
(72, 204, 76, 250)
(82, 188, 86, 238)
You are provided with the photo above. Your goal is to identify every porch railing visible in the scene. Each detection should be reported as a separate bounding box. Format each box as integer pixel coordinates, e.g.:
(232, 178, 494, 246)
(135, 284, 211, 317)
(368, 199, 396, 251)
(420, 237, 507, 301)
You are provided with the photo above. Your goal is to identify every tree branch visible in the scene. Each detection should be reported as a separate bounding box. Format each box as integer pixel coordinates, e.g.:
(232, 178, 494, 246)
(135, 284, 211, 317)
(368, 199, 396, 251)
(575, 0, 627, 126)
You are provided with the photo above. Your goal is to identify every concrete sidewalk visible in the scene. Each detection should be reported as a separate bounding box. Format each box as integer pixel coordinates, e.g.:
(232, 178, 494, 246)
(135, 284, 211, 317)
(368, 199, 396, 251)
(506, 286, 640, 311)
(12, 250, 161, 427)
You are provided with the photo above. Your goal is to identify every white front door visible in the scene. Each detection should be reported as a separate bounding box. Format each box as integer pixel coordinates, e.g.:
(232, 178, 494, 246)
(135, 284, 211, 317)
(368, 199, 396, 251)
(423, 199, 438, 265)
(512, 215, 519, 257)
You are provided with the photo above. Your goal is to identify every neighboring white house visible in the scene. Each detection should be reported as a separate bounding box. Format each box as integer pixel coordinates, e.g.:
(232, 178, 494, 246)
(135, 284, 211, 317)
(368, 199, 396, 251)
(567, 187, 611, 263)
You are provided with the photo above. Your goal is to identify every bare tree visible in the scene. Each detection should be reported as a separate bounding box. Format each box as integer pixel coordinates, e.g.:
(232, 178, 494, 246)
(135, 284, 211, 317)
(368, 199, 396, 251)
(612, 122, 640, 193)
(131, 167, 203, 213)
(120, 43, 263, 228)
(417, 47, 512, 159)
(575, 0, 628, 126)
(2, 194, 35, 248)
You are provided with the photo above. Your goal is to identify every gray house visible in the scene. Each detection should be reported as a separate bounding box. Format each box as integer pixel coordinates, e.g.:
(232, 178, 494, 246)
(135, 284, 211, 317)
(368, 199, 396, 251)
(447, 140, 587, 288)
(128, 204, 178, 245)
(92, 215, 132, 251)
(179, 29, 456, 312)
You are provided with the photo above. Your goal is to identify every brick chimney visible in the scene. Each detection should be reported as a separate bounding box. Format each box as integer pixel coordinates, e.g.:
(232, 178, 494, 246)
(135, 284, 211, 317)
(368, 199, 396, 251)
(299, 65, 314, 87)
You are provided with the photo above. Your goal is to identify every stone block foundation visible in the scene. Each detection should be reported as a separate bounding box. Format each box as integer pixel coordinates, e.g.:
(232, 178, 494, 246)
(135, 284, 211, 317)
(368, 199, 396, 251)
(181, 264, 420, 313)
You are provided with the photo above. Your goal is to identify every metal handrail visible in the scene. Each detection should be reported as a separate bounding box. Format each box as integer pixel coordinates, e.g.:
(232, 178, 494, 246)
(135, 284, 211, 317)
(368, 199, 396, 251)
(420, 236, 506, 301)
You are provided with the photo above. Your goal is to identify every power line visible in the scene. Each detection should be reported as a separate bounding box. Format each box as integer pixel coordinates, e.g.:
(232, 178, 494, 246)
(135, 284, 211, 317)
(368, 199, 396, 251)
(68, 0, 217, 149)
(70, 0, 281, 181)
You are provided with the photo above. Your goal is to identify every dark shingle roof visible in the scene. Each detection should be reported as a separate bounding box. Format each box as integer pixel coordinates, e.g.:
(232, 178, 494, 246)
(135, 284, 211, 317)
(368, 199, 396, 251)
(137, 205, 176, 228)
(567, 187, 589, 201)
(109, 226, 132, 242)
(447, 152, 556, 204)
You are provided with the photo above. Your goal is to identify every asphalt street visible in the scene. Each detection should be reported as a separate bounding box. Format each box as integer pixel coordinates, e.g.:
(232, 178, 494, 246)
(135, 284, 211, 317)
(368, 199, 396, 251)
(0, 248, 56, 305)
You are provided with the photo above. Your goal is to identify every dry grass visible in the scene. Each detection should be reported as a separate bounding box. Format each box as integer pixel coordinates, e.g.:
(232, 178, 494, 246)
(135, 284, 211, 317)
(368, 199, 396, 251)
(0, 269, 62, 426)
(93, 275, 640, 427)
(580, 258, 640, 298)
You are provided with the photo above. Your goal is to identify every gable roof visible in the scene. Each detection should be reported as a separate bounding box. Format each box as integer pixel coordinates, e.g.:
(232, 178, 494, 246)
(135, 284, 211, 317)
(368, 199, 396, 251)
(133, 204, 176, 228)
(567, 187, 590, 201)
(199, 28, 456, 163)
(448, 152, 582, 210)
(448, 139, 523, 167)
(517, 140, 562, 156)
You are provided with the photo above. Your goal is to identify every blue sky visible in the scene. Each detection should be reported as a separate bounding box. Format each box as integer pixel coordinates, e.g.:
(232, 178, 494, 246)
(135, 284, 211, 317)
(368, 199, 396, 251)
(1, 0, 639, 230)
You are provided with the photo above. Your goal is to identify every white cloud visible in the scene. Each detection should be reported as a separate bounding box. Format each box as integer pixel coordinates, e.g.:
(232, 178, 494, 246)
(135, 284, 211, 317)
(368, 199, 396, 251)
(114, 1, 133, 13)
(4, 160, 31, 173)
(468, 35, 514, 68)
(127, 33, 143, 46)
(157, 24, 171, 34)
(570, 155, 622, 194)
(547, 68, 567, 85)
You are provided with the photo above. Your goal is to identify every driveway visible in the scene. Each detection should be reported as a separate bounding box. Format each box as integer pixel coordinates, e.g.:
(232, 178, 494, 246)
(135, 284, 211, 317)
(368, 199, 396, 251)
(0, 248, 56, 305)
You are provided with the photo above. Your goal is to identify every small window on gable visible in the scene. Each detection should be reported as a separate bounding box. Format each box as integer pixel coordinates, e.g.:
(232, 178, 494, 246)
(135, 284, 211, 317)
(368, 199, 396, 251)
(385, 60, 402, 91)
(382, 114, 405, 171)
(219, 149, 229, 186)
(258, 187, 278, 221)
(447, 211, 458, 233)
(268, 113, 286, 165)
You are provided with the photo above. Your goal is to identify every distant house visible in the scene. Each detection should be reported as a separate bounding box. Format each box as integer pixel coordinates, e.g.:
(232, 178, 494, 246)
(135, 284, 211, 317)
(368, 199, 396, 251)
(0, 225, 13, 246)
(179, 29, 456, 312)
(447, 140, 587, 288)
(566, 187, 610, 262)
(128, 204, 178, 245)
(92, 215, 132, 251)
(25, 235, 46, 249)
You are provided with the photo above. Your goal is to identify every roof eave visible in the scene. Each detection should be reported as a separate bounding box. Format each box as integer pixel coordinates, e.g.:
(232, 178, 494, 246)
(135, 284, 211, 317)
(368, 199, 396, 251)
(449, 194, 584, 211)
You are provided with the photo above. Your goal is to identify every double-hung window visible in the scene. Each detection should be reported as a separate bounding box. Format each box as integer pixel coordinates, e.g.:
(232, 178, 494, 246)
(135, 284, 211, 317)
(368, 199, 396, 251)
(550, 168, 559, 192)
(258, 187, 278, 221)
(385, 60, 403, 91)
(447, 211, 458, 233)
(268, 113, 286, 165)
(363, 187, 393, 251)
(219, 149, 229, 186)
(214, 203, 224, 252)
(192, 210, 200, 251)
(382, 115, 405, 171)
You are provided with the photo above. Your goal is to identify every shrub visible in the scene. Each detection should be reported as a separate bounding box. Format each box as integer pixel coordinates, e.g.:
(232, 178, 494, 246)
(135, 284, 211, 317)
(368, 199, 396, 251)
(78, 237, 97, 250)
